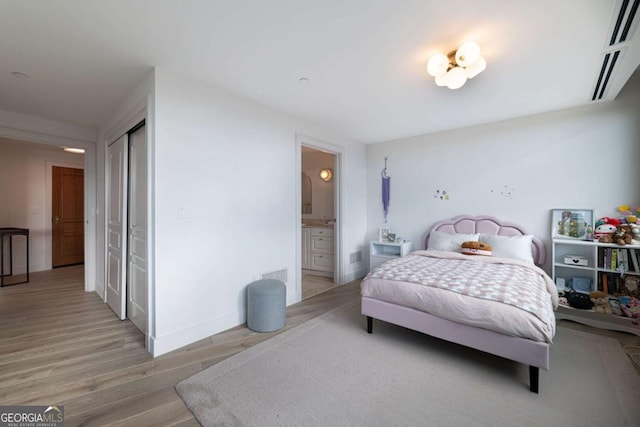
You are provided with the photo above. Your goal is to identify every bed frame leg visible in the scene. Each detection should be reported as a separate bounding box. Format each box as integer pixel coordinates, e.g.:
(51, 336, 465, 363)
(529, 366, 539, 393)
(367, 316, 373, 334)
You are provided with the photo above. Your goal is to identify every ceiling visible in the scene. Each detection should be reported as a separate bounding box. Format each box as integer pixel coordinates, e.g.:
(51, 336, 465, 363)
(1, 0, 639, 144)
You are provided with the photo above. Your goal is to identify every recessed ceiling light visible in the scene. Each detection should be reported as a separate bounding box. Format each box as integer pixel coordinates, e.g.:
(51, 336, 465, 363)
(64, 147, 85, 154)
(12, 71, 30, 79)
(298, 77, 310, 83)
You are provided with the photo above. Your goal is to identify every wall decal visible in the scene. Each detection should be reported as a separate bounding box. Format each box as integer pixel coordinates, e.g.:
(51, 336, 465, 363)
(433, 189, 449, 200)
(490, 185, 515, 199)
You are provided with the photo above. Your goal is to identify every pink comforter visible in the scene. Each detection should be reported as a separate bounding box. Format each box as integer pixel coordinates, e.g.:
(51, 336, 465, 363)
(361, 250, 558, 343)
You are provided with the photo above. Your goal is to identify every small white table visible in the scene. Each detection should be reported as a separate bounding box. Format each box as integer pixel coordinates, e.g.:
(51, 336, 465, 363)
(370, 240, 414, 272)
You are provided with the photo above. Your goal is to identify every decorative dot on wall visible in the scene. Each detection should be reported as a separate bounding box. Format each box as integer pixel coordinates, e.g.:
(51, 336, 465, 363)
(433, 189, 450, 200)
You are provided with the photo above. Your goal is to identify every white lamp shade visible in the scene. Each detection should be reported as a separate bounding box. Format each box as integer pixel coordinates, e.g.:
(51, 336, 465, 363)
(455, 42, 481, 67)
(427, 53, 449, 77)
(435, 73, 448, 86)
(445, 67, 467, 89)
(464, 56, 486, 78)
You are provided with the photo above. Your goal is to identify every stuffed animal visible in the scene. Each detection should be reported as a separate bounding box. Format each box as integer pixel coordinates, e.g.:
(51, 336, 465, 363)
(565, 289, 594, 309)
(630, 224, 640, 245)
(594, 219, 618, 241)
(589, 291, 612, 314)
(609, 299, 623, 316)
(613, 224, 634, 246)
(461, 241, 492, 256)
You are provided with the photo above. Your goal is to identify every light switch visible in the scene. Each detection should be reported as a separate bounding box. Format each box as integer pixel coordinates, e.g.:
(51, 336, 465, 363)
(178, 206, 187, 218)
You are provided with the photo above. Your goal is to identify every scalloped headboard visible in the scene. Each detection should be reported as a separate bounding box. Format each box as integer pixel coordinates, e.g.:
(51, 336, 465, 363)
(423, 215, 546, 265)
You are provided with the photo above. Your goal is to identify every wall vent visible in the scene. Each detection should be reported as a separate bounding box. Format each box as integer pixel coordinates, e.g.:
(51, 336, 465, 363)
(591, 0, 638, 101)
(592, 50, 621, 101)
(350, 251, 362, 264)
(261, 268, 288, 283)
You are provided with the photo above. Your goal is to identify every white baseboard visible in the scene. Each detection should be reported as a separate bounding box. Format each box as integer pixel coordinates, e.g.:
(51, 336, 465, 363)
(149, 310, 243, 357)
(341, 267, 368, 284)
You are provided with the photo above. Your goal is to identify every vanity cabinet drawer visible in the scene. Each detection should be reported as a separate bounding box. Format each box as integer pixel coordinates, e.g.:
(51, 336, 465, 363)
(310, 236, 333, 254)
(310, 253, 334, 272)
(310, 228, 334, 238)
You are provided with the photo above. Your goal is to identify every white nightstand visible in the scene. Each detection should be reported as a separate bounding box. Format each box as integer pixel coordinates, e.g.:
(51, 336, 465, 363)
(370, 240, 415, 272)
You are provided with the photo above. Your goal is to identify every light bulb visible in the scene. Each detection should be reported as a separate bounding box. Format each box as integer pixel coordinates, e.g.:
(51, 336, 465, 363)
(445, 67, 467, 89)
(455, 42, 481, 67)
(427, 53, 450, 77)
(435, 73, 448, 87)
(465, 56, 486, 78)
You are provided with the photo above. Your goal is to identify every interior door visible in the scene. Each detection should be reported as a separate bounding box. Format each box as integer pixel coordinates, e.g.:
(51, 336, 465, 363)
(52, 166, 84, 267)
(127, 125, 148, 334)
(106, 135, 128, 319)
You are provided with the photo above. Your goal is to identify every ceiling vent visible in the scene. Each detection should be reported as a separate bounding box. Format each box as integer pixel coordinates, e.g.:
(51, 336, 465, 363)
(591, 0, 639, 101)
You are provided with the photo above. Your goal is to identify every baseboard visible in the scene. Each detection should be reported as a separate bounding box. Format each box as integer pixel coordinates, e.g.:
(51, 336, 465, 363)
(149, 310, 243, 357)
(341, 267, 368, 284)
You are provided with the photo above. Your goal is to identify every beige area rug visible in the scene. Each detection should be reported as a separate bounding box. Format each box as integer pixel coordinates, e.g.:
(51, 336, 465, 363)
(176, 302, 640, 427)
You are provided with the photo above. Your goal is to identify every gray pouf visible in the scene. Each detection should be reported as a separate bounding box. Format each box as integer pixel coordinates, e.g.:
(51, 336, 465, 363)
(246, 279, 286, 332)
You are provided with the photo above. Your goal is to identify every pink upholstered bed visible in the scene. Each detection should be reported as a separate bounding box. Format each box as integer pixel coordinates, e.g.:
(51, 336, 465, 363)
(361, 215, 558, 393)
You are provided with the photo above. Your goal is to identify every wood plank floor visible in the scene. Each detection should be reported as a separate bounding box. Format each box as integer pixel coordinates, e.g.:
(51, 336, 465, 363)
(1, 267, 638, 426)
(0, 266, 360, 426)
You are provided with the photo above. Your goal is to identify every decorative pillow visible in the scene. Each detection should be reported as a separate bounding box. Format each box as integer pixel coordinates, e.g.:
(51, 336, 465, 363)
(461, 241, 492, 256)
(427, 230, 479, 253)
(479, 234, 534, 264)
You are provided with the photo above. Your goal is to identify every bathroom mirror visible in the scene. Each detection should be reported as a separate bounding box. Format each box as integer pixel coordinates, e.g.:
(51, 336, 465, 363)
(301, 172, 312, 214)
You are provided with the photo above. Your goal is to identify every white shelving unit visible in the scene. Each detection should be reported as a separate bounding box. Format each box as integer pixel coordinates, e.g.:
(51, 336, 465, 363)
(552, 238, 640, 336)
(370, 240, 414, 272)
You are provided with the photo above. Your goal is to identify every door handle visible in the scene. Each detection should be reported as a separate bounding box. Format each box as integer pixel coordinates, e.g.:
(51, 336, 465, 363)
(54, 216, 60, 224)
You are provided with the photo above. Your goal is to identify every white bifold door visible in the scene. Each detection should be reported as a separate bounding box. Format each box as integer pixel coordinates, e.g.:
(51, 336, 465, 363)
(106, 124, 148, 336)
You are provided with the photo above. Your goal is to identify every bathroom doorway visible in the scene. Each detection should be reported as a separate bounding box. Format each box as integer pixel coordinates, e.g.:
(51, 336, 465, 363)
(300, 144, 338, 299)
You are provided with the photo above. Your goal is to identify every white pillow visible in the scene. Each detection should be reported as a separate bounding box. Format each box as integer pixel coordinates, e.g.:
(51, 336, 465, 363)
(428, 230, 479, 253)
(479, 234, 534, 264)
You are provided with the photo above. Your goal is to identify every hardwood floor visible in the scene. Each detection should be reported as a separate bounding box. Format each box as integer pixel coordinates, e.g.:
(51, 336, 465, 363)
(0, 266, 360, 426)
(301, 273, 337, 299)
(1, 267, 638, 426)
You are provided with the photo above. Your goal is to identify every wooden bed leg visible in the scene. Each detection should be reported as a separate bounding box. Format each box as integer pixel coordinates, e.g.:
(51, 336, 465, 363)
(529, 366, 539, 393)
(367, 316, 373, 334)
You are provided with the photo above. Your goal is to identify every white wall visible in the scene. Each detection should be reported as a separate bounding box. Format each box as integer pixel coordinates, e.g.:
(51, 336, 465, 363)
(302, 149, 335, 221)
(151, 67, 367, 355)
(0, 139, 84, 272)
(366, 72, 640, 273)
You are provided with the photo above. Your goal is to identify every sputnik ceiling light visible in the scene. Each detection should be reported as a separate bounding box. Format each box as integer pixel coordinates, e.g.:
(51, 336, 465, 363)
(427, 42, 486, 89)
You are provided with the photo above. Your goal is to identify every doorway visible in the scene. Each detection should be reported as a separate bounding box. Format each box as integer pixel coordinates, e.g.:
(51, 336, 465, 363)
(301, 145, 338, 299)
(105, 122, 148, 336)
(52, 166, 84, 267)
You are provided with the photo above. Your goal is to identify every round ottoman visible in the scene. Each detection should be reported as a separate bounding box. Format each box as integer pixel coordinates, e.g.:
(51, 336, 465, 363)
(246, 279, 286, 332)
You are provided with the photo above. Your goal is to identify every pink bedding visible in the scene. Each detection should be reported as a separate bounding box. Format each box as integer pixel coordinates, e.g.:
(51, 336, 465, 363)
(361, 250, 558, 343)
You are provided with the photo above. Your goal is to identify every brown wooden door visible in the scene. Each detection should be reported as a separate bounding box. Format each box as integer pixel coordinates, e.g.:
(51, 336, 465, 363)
(52, 166, 84, 267)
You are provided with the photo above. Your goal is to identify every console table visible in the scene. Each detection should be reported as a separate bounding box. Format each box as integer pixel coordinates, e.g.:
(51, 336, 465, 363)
(0, 227, 29, 286)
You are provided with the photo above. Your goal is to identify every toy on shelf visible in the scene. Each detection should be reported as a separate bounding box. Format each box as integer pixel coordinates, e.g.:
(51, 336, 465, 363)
(589, 291, 612, 314)
(618, 204, 640, 224)
(594, 217, 620, 243)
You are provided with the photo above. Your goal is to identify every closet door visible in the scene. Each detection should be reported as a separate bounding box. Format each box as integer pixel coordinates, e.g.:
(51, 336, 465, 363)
(106, 135, 128, 319)
(127, 125, 148, 334)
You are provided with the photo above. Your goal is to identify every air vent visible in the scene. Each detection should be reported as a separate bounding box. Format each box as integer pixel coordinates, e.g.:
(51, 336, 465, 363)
(592, 50, 621, 100)
(610, 0, 639, 45)
(591, 0, 639, 101)
(350, 251, 362, 264)
(261, 268, 288, 283)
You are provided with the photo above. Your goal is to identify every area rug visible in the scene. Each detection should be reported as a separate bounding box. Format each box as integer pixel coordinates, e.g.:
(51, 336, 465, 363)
(176, 302, 640, 427)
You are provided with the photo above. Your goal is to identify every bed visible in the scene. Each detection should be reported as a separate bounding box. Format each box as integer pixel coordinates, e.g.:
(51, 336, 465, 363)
(361, 215, 558, 393)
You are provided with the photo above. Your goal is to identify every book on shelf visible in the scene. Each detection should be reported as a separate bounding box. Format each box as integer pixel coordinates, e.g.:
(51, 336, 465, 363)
(597, 272, 624, 295)
(611, 249, 617, 270)
(631, 248, 640, 273)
